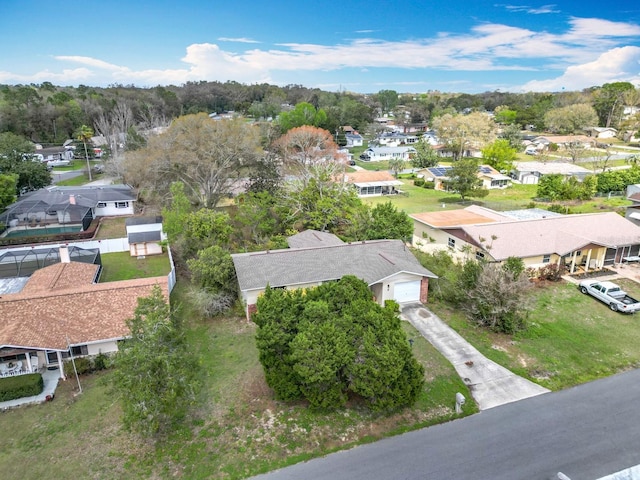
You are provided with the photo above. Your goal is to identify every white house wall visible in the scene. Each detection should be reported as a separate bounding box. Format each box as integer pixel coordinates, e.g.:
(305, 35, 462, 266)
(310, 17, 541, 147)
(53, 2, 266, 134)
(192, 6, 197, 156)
(95, 201, 135, 216)
(87, 340, 119, 356)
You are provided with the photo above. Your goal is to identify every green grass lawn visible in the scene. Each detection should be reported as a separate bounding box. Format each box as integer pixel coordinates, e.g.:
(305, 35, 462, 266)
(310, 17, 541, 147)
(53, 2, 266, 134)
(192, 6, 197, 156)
(362, 179, 630, 214)
(99, 251, 171, 282)
(53, 173, 91, 186)
(0, 281, 476, 479)
(94, 217, 127, 239)
(430, 277, 640, 391)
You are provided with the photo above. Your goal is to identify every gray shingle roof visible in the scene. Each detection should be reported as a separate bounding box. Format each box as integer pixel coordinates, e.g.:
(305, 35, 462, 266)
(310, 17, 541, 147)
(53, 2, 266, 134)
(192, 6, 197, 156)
(125, 216, 163, 226)
(286, 230, 345, 248)
(232, 239, 437, 292)
(128, 231, 162, 243)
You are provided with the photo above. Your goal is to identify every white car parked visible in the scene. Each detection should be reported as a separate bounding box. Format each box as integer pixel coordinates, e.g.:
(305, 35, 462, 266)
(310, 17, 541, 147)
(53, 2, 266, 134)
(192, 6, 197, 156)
(47, 159, 71, 167)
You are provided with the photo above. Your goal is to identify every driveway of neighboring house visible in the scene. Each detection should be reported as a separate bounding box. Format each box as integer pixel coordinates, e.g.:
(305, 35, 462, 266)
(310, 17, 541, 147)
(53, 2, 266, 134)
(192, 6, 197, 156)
(400, 303, 550, 410)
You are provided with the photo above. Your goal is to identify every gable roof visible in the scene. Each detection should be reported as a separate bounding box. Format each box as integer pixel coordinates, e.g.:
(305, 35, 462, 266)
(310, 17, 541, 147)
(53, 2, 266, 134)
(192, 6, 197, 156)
(0, 261, 168, 350)
(287, 230, 345, 249)
(457, 212, 640, 261)
(232, 239, 436, 292)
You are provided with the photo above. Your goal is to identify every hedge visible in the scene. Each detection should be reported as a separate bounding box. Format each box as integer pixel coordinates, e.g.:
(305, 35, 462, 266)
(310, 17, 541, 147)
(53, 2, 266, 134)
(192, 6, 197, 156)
(0, 373, 44, 401)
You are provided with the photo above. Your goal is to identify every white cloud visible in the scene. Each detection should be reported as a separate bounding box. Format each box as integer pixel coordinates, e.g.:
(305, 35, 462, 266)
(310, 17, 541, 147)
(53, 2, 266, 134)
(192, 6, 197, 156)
(519, 46, 640, 91)
(500, 4, 560, 14)
(1, 16, 638, 91)
(217, 37, 260, 44)
(0, 68, 94, 83)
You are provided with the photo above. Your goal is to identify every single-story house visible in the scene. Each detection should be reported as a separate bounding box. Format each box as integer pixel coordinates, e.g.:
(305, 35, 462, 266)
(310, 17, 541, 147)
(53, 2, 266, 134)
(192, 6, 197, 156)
(31, 145, 74, 163)
(231, 231, 437, 320)
(411, 207, 640, 272)
(511, 161, 593, 184)
(125, 216, 165, 257)
(0, 185, 136, 237)
(342, 170, 403, 196)
(531, 135, 596, 150)
(422, 131, 440, 146)
(419, 165, 511, 190)
(586, 127, 618, 139)
(345, 133, 364, 148)
(377, 132, 419, 147)
(361, 146, 416, 162)
(0, 249, 169, 379)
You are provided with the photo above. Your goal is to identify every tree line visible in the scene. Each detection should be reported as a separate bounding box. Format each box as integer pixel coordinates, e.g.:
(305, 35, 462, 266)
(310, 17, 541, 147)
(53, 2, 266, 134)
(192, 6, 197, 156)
(2, 81, 638, 147)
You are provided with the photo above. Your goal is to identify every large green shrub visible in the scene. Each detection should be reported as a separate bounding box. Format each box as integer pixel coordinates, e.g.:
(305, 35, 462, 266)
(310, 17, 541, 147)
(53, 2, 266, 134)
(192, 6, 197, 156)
(253, 276, 424, 411)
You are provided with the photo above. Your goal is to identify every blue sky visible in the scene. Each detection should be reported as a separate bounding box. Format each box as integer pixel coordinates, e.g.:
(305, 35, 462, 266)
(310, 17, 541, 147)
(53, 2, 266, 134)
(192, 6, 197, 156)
(1, 0, 639, 93)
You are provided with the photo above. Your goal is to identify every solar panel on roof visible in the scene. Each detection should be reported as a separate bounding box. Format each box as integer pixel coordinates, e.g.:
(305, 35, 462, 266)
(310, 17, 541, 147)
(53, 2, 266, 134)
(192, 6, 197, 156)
(479, 166, 492, 173)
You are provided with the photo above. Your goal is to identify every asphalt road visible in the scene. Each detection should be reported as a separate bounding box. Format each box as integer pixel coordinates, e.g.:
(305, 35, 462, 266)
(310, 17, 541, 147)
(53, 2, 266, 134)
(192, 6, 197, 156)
(252, 368, 640, 480)
(50, 169, 84, 183)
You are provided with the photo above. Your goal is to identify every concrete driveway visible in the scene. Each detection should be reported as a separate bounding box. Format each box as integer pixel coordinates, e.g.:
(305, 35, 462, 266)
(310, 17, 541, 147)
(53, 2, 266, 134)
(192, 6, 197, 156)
(400, 303, 549, 410)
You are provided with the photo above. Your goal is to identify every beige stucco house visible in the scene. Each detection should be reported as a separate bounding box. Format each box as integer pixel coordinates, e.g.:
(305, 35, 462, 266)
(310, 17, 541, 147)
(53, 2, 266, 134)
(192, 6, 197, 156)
(411, 206, 640, 272)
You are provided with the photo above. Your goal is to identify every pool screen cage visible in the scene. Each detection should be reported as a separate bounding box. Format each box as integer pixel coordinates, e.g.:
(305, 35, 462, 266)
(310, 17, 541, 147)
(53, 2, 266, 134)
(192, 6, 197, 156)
(0, 196, 94, 235)
(0, 246, 101, 278)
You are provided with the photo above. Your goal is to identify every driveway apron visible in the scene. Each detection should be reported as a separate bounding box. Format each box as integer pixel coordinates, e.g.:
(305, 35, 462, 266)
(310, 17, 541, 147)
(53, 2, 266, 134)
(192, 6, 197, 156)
(400, 303, 550, 410)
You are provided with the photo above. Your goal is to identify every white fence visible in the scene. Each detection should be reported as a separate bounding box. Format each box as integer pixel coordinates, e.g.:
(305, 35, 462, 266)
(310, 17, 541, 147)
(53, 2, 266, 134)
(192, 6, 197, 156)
(1, 237, 177, 292)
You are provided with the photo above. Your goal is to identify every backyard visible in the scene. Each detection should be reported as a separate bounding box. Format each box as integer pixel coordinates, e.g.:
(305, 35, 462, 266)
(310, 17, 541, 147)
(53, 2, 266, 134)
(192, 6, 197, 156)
(99, 251, 171, 282)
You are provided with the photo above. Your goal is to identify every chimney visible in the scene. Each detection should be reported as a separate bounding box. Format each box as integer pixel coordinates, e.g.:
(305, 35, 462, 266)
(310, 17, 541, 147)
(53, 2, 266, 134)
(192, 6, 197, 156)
(59, 245, 70, 263)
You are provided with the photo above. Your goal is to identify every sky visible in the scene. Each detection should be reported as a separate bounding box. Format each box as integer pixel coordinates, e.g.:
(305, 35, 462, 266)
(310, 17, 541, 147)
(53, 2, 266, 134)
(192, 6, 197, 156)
(1, 0, 639, 94)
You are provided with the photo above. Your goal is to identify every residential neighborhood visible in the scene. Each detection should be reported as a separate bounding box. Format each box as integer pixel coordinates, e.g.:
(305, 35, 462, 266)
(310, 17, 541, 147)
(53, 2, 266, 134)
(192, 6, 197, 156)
(1, 55, 640, 480)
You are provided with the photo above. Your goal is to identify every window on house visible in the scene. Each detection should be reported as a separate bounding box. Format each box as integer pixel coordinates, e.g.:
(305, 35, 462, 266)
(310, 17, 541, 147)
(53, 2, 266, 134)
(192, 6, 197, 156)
(96, 202, 107, 208)
(115, 201, 129, 208)
(448, 238, 455, 249)
(542, 254, 551, 263)
(46, 345, 89, 364)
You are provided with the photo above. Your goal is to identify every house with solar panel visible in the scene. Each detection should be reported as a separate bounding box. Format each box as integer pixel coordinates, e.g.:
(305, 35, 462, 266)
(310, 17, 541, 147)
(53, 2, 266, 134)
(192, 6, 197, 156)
(419, 165, 511, 190)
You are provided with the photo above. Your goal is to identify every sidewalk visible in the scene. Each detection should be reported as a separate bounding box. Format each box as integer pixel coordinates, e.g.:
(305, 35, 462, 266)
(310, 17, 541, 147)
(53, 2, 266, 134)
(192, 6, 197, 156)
(400, 303, 550, 410)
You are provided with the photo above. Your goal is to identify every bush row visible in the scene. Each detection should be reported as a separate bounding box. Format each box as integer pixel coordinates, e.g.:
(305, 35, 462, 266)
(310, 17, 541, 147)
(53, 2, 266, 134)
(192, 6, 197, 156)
(0, 373, 44, 402)
(62, 352, 111, 378)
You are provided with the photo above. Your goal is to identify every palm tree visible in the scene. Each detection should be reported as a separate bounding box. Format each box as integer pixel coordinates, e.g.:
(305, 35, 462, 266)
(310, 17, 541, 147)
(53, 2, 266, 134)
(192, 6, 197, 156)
(75, 124, 94, 182)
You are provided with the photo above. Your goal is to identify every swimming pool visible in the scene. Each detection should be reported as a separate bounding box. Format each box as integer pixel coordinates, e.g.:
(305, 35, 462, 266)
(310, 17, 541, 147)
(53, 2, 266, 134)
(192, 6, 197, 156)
(3, 226, 82, 238)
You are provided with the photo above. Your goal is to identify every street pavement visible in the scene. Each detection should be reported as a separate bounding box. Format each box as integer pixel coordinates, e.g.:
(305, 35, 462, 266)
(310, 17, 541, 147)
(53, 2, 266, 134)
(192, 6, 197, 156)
(400, 303, 550, 410)
(251, 368, 640, 480)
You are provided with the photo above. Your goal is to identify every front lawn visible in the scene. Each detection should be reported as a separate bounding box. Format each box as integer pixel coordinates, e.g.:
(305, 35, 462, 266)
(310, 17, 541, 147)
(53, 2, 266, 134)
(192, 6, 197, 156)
(99, 251, 171, 282)
(430, 278, 640, 391)
(362, 179, 630, 215)
(0, 281, 476, 479)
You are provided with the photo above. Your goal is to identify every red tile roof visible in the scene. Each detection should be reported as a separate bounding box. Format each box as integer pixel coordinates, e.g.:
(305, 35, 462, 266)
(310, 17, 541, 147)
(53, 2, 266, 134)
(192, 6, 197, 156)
(0, 262, 169, 350)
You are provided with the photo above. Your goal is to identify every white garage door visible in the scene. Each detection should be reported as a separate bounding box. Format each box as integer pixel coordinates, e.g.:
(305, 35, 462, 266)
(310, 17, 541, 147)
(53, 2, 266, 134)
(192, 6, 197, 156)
(393, 280, 421, 303)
